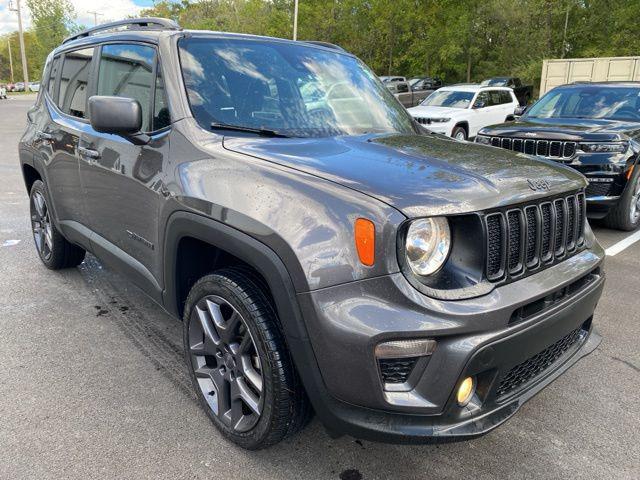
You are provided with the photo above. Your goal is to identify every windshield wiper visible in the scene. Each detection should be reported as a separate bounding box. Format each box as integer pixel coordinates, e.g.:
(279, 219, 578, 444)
(210, 122, 289, 138)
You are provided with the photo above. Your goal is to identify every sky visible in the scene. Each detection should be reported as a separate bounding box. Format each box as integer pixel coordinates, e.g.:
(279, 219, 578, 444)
(0, 0, 157, 35)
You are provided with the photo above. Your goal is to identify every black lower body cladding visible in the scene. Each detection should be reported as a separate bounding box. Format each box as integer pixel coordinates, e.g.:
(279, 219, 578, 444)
(296, 244, 604, 442)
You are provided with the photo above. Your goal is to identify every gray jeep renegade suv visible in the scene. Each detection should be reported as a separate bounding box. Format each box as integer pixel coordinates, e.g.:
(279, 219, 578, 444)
(19, 18, 605, 449)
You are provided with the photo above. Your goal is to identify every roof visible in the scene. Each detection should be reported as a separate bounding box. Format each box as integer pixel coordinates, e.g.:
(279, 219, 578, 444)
(57, 17, 349, 58)
(563, 81, 640, 88)
(438, 84, 512, 92)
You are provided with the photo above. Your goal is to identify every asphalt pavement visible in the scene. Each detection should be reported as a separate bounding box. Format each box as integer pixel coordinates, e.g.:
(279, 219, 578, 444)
(1, 95, 638, 479)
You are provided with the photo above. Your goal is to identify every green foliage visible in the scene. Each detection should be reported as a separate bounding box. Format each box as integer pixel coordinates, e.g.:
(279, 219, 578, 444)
(2, 0, 638, 89)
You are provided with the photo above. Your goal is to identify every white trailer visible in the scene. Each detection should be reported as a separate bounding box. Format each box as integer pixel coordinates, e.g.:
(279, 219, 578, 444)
(540, 56, 640, 96)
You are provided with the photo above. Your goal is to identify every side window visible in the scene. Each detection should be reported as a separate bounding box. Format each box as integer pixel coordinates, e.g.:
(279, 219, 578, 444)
(47, 56, 60, 97)
(488, 90, 502, 106)
(153, 67, 171, 130)
(58, 48, 95, 119)
(501, 91, 514, 104)
(97, 44, 156, 132)
(475, 91, 490, 107)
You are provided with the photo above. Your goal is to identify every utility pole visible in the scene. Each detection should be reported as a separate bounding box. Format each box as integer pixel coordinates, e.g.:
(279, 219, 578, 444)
(292, 0, 299, 41)
(87, 10, 104, 26)
(9, 0, 28, 87)
(7, 39, 14, 84)
(561, 4, 570, 59)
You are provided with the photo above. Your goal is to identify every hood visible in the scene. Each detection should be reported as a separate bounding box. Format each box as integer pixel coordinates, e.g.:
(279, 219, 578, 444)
(407, 105, 463, 118)
(481, 116, 640, 142)
(223, 133, 586, 218)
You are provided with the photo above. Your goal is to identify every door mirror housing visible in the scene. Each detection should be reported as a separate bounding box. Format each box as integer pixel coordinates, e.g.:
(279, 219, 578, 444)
(88, 96, 149, 144)
(514, 105, 528, 116)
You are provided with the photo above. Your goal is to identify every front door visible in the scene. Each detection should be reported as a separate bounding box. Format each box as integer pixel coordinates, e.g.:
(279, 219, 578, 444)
(79, 43, 171, 299)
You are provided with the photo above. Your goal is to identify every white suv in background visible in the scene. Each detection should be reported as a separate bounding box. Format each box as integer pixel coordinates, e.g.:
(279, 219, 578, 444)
(407, 85, 519, 140)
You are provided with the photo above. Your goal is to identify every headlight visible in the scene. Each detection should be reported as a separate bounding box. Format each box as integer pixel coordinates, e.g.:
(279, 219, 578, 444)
(405, 217, 451, 276)
(475, 134, 492, 145)
(578, 142, 628, 154)
(430, 117, 450, 123)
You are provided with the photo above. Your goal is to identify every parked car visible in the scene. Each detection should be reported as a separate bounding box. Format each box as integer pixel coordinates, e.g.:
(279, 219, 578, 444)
(481, 77, 533, 106)
(14, 82, 25, 92)
(386, 80, 432, 107)
(20, 18, 604, 450)
(0, 85, 7, 99)
(409, 76, 443, 90)
(408, 85, 519, 140)
(28, 82, 40, 92)
(379, 75, 405, 83)
(476, 82, 640, 230)
(6, 83, 15, 92)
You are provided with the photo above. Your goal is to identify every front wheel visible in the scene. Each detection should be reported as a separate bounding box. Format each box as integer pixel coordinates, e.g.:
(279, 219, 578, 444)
(183, 268, 310, 449)
(452, 125, 467, 141)
(604, 167, 640, 231)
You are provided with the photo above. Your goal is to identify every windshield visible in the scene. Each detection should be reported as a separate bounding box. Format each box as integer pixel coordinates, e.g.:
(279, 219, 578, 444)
(178, 37, 416, 138)
(420, 90, 474, 108)
(526, 86, 640, 122)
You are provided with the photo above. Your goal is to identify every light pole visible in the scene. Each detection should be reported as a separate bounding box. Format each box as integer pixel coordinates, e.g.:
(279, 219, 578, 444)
(9, 0, 28, 87)
(87, 10, 104, 26)
(293, 0, 299, 41)
(7, 39, 14, 84)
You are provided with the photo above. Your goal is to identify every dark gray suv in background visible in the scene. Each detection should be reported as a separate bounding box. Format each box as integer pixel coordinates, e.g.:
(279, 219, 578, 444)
(19, 18, 605, 449)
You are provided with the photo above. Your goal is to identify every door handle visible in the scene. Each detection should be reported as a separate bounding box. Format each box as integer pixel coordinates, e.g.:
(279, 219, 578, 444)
(78, 146, 101, 160)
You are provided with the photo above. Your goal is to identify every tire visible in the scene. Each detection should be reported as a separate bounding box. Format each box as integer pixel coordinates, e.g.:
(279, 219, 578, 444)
(183, 267, 310, 449)
(604, 166, 640, 231)
(29, 180, 85, 269)
(452, 125, 467, 141)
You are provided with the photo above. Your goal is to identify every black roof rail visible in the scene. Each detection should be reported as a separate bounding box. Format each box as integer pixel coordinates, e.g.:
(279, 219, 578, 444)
(63, 17, 181, 44)
(303, 41, 345, 52)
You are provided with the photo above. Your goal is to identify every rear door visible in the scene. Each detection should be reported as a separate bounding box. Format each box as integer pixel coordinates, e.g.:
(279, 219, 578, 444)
(78, 42, 171, 299)
(37, 47, 95, 244)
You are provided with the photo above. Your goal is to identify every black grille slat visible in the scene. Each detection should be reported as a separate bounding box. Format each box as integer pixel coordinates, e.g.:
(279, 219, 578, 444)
(554, 199, 565, 257)
(379, 357, 419, 384)
(566, 196, 576, 250)
(485, 192, 586, 283)
(540, 203, 552, 261)
(485, 136, 577, 160)
(585, 181, 613, 197)
(507, 211, 523, 273)
(486, 214, 504, 279)
(525, 207, 538, 266)
(496, 327, 584, 398)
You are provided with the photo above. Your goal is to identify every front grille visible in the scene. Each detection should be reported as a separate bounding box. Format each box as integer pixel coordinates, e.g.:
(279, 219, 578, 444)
(496, 326, 585, 398)
(484, 192, 586, 282)
(379, 357, 419, 384)
(585, 181, 613, 197)
(481, 135, 577, 161)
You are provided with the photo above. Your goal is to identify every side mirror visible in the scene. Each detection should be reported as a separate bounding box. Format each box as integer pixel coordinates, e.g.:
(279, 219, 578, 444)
(88, 96, 146, 143)
(473, 100, 486, 109)
(514, 105, 528, 116)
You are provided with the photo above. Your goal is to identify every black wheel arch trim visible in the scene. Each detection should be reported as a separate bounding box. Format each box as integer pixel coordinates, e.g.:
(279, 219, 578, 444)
(161, 210, 355, 434)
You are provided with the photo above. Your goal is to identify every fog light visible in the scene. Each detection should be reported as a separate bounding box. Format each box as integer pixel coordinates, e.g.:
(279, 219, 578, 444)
(457, 376, 476, 406)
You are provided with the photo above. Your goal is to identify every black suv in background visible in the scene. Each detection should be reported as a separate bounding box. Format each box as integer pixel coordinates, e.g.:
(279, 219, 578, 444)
(477, 82, 640, 231)
(19, 18, 605, 449)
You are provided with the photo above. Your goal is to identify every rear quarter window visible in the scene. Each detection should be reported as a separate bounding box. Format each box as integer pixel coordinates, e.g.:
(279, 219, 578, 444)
(58, 47, 95, 119)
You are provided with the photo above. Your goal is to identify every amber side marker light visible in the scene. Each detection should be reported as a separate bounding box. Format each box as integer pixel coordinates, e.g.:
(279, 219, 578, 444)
(355, 218, 375, 266)
(457, 376, 476, 407)
(627, 165, 635, 180)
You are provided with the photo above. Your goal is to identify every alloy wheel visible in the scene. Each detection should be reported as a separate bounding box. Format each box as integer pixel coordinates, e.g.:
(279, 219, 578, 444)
(188, 295, 264, 433)
(630, 175, 640, 224)
(30, 191, 53, 261)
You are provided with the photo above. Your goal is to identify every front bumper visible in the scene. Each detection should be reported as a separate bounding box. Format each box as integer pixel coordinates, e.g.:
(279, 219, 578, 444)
(297, 244, 604, 442)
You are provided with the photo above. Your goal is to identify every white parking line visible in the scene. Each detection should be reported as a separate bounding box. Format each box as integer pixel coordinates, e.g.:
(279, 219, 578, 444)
(605, 230, 640, 256)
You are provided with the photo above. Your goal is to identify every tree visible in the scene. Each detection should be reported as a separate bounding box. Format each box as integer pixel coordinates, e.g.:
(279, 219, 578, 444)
(26, 0, 77, 77)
